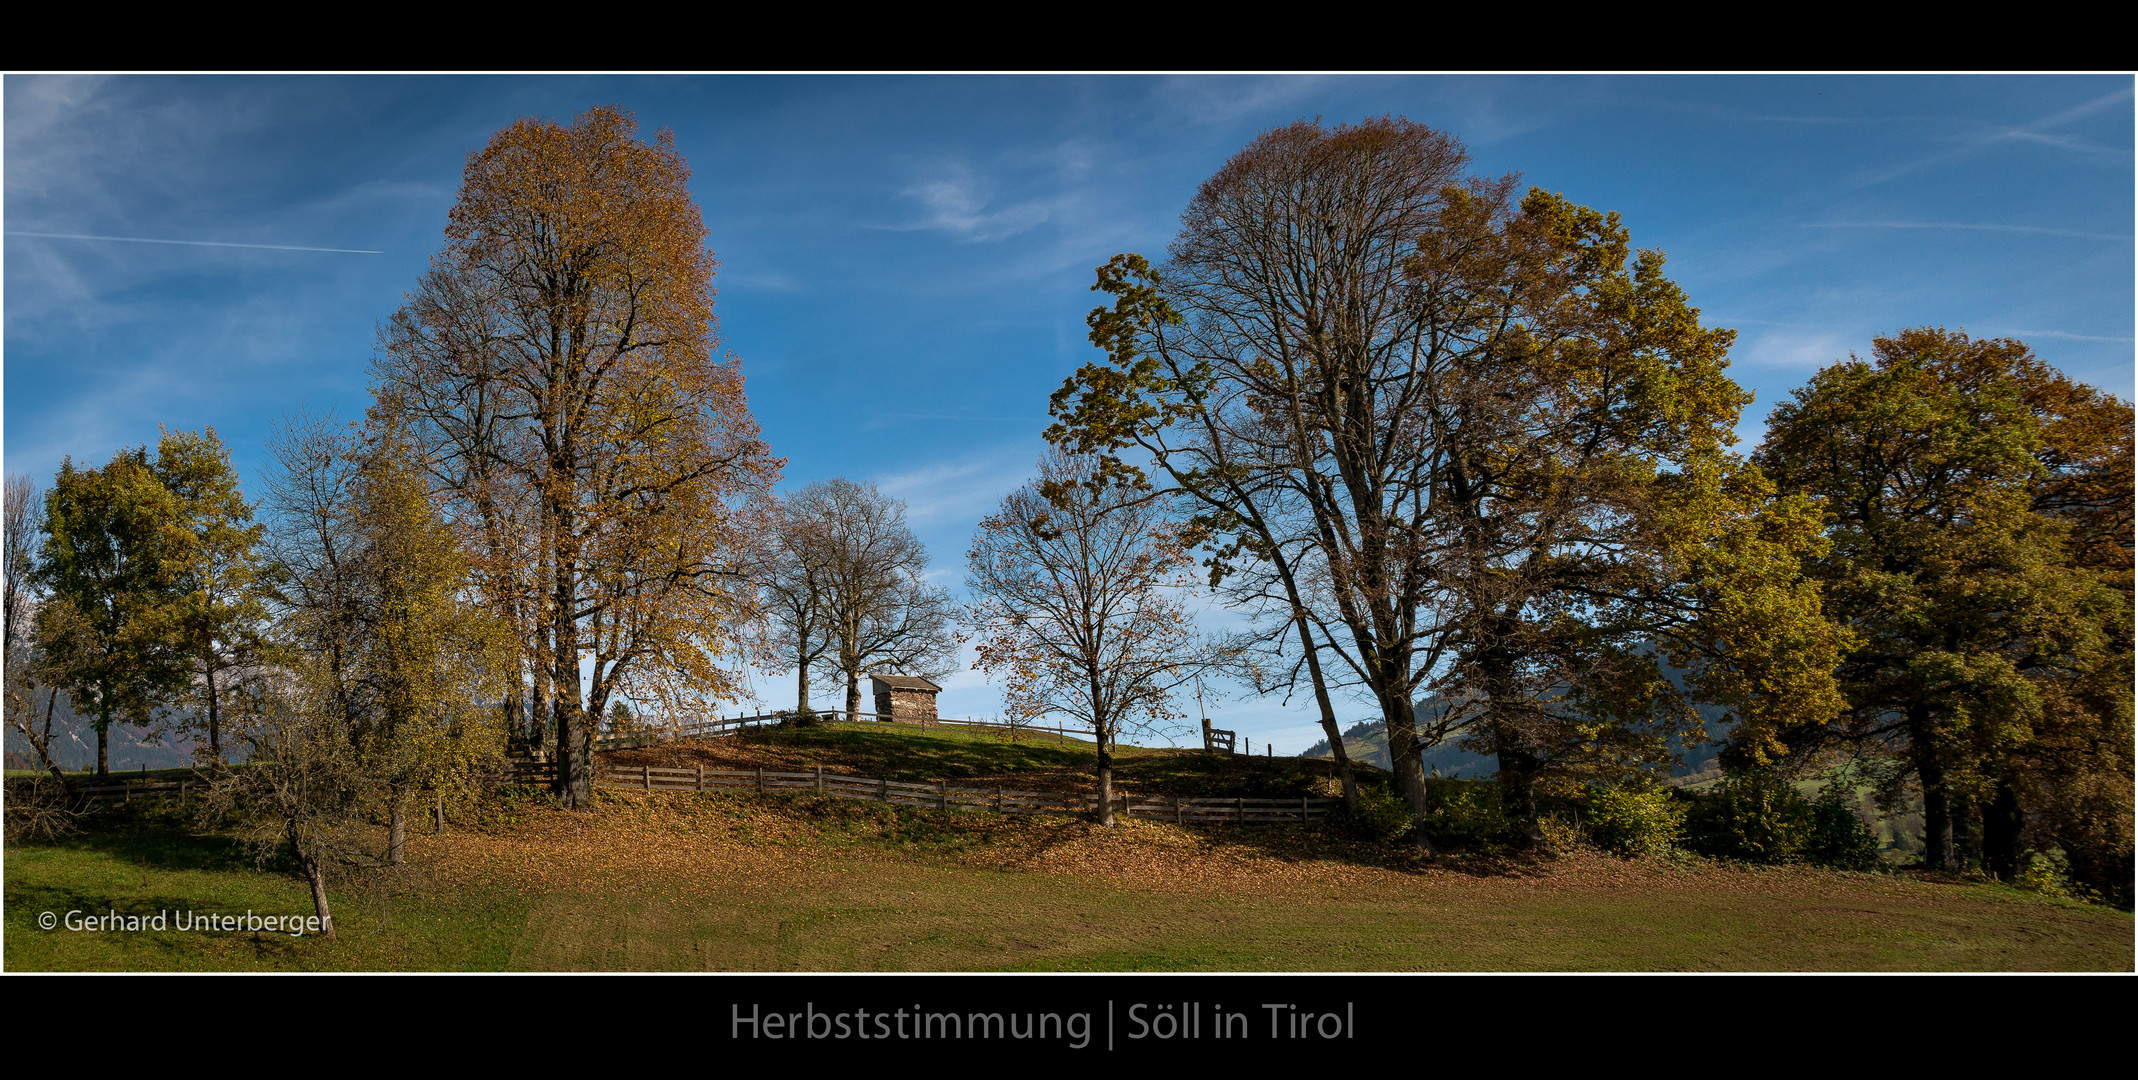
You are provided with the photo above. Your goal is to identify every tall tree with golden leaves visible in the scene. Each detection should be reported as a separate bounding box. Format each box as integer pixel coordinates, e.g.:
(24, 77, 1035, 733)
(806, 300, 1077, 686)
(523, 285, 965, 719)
(372, 107, 778, 807)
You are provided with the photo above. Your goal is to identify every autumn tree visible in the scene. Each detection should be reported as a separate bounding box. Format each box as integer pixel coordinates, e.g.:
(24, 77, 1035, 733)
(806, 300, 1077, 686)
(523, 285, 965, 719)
(1049, 117, 1846, 844)
(262, 415, 514, 865)
(32, 448, 188, 777)
(1754, 329, 2132, 890)
(787, 479, 957, 720)
(746, 493, 836, 713)
(371, 106, 779, 807)
(966, 451, 1234, 826)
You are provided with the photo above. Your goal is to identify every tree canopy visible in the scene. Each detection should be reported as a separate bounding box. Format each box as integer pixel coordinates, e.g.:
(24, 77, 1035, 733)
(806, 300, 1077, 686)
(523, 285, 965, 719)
(371, 106, 779, 806)
(1754, 328, 2132, 894)
(1049, 117, 1847, 843)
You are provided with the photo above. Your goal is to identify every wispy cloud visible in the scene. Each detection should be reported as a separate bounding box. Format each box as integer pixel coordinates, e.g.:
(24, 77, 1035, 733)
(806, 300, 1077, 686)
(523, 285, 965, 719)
(1987, 328, 2136, 344)
(1800, 222, 2131, 241)
(1151, 74, 1331, 127)
(891, 164, 1054, 242)
(869, 445, 1039, 525)
(1852, 86, 2134, 187)
(8, 232, 383, 254)
(1733, 328, 1859, 370)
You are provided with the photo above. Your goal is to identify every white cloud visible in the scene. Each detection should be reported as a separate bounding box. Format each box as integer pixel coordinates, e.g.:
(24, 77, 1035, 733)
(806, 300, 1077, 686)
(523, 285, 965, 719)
(892, 163, 1053, 242)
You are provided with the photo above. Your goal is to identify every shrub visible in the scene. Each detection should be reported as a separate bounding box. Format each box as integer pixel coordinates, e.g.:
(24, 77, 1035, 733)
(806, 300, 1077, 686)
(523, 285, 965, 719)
(1580, 783, 1687, 857)
(1418, 778, 1508, 849)
(1805, 782, 1882, 871)
(779, 707, 822, 729)
(1684, 770, 1813, 863)
(1343, 783, 1415, 844)
(2011, 849, 2074, 898)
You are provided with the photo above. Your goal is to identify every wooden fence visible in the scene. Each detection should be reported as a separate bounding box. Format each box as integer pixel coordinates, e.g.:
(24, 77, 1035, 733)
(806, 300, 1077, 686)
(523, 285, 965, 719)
(560, 762, 1335, 825)
(593, 711, 1098, 750)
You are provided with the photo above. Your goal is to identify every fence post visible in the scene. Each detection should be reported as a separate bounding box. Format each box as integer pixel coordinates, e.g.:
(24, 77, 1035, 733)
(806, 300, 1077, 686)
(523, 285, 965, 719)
(816, 765, 824, 793)
(757, 767, 765, 794)
(1236, 797, 1244, 826)
(880, 777, 889, 803)
(1301, 795, 1308, 823)
(939, 779, 948, 811)
(995, 784, 1002, 813)
(643, 764, 651, 793)
(697, 765, 705, 792)
(1176, 795, 1183, 825)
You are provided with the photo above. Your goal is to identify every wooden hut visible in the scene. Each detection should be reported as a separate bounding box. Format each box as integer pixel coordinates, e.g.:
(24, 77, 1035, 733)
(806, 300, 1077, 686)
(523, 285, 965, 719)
(869, 674, 942, 723)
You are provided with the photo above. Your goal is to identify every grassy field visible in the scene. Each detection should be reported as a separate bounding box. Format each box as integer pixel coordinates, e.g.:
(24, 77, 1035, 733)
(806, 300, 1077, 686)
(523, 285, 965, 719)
(6, 724, 2129, 972)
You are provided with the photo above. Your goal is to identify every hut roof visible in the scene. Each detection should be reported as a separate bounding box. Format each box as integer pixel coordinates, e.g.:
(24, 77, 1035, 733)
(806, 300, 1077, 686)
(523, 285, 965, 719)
(869, 674, 942, 693)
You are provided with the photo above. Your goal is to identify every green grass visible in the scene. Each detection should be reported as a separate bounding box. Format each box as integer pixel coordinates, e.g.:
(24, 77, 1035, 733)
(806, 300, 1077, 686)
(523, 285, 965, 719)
(7, 726, 2128, 972)
(3, 804, 530, 971)
(608, 720, 1357, 798)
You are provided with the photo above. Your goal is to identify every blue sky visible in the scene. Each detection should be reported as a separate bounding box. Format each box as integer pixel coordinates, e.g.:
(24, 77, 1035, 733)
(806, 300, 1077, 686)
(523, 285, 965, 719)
(5, 74, 2132, 753)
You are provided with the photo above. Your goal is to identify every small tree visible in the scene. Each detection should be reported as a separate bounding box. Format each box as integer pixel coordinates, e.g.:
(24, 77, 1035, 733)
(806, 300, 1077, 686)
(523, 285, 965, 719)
(141, 428, 270, 766)
(746, 493, 836, 713)
(965, 451, 1234, 825)
(263, 416, 513, 866)
(787, 479, 958, 719)
(204, 666, 379, 940)
(4, 474, 66, 788)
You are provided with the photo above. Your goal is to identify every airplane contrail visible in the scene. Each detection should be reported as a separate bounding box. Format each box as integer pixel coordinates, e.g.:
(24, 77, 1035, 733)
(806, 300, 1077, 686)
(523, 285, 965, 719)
(6, 231, 382, 254)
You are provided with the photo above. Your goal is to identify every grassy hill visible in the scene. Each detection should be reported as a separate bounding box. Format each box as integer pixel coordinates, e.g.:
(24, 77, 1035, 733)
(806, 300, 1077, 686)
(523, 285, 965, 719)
(600, 721, 1367, 799)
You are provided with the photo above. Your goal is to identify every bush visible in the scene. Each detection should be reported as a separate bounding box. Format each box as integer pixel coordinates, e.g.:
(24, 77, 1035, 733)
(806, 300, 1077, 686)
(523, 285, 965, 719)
(1418, 778, 1508, 849)
(779, 707, 822, 729)
(1343, 783, 1415, 844)
(1805, 782, 1882, 871)
(1580, 784, 1687, 858)
(2011, 849, 2074, 898)
(1684, 770, 1813, 863)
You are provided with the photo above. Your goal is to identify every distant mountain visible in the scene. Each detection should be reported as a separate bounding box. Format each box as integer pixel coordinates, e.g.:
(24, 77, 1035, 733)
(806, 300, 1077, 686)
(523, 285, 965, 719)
(1301, 684, 1735, 781)
(3, 687, 203, 773)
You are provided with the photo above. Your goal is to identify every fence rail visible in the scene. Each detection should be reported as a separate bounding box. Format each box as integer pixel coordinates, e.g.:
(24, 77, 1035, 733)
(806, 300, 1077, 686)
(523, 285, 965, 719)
(536, 762, 1334, 825)
(593, 711, 1100, 750)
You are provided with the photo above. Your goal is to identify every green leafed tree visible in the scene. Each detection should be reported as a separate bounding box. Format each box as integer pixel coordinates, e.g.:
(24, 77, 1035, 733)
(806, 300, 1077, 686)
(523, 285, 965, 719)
(1754, 329, 2132, 894)
(140, 428, 270, 766)
(33, 447, 187, 777)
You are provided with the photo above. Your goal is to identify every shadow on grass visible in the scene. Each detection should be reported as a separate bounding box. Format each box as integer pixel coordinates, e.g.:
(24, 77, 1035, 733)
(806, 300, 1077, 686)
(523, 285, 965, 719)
(21, 801, 273, 875)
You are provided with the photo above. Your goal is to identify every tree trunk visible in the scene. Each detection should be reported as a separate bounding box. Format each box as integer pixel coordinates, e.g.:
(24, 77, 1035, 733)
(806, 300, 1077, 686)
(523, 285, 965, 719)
(1293, 614, 1357, 813)
(796, 653, 811, 712)
(502, 689, 524, 756)
(1494, 743, 1545, 847)
(37, 687, 72, 795)
(531, 661, 551, 753)
(96, 710, 109, 778)
(1379, 694, 1440, 855)
(844, 672, 862, 723)
(1982, 780, 2025, 881)
(206, 665, 222, 764)
(1095, 735, 1115, 827)
(387, 786, 408, 866)
(551, 528, 591, 807)
(1910, 708, 1955, 871)
(288, 820, 335, 940)
(1952, 794, 1982, 873)
(433, 791, 447, 835)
